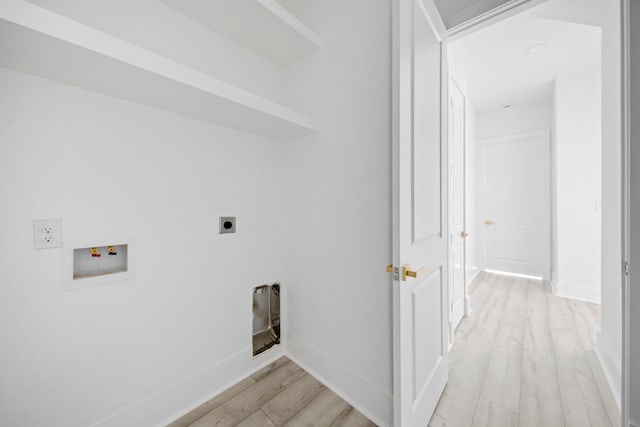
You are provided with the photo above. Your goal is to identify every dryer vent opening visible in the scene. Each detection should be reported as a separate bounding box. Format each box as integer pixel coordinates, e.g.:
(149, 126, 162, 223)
(252, 284, 280, 357)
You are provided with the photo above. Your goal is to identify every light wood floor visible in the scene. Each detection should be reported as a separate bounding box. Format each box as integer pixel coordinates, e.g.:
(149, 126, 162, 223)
(169, 271, 620, 427)
(167, 356, 376, 427)
(429, 272, 621, 427)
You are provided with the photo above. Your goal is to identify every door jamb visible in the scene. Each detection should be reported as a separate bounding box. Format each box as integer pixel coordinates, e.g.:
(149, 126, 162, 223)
(621, 0, 630, 425)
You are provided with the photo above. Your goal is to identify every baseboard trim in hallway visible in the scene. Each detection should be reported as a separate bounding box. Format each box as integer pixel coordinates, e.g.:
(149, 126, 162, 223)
(551, 279, 601, 304)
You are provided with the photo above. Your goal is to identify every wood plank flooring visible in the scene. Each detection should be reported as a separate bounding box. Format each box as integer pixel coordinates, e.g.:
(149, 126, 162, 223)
(169, 271, 619, 427)
(429, 272, 621, 427)
(167, 357, 376, 427)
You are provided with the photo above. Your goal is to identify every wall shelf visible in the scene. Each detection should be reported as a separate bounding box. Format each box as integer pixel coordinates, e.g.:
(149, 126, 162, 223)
(159, 0, 321, 67)
(0, 0, 318, 141)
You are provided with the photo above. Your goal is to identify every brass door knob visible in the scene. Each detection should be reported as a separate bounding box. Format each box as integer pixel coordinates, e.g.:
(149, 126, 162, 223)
(402, 265, 424, 281)
(460, 231, 469, 238)
(485, 220, 496, 225)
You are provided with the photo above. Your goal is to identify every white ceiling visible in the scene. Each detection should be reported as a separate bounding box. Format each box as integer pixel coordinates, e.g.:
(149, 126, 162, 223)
(448, 0, 604, 112)
(433, 0, 511, 29)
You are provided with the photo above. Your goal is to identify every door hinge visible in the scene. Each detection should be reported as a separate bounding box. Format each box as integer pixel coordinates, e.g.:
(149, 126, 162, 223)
(624, 261, 630, 276)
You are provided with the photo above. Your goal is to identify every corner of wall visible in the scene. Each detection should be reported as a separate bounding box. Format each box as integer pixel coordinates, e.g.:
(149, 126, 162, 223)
(552, 280, 601, 304)
(285, 332, 393, 427)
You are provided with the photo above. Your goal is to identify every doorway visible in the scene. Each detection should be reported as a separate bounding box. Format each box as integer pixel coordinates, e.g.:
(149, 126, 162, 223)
(478, 130, 551, 279)
(439, 0, 621, 425)
(392, 0, 623, 425)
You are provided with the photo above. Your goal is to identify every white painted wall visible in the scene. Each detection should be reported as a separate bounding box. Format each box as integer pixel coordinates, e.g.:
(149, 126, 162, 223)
(597, 0, 622, 411)
(476, 99, 552, 140)
(282, 1, 393, 425)
(553, 65, 602, 303)
(0, 33, 290, 427)
(0, 1, 396, 425)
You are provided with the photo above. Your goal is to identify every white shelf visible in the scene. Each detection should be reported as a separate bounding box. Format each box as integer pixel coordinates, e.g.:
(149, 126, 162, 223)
(159, 0, 321, 67)
(0, 0, 318, 141)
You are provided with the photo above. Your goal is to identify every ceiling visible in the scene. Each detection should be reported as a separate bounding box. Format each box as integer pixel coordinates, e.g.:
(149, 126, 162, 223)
(433, 0, 511, 29)
(448, 0, 604, 112)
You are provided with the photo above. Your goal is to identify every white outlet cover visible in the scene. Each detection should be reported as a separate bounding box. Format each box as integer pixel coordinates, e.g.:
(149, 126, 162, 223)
(33, 219, 62, 249)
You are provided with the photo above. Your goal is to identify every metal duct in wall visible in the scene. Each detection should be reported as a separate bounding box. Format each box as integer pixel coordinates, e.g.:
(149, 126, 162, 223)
(252, 283, 280, 357)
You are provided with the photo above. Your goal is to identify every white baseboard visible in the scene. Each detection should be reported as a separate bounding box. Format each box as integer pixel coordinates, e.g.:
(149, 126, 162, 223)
(286, 332, 393, 427)
(595, 335, 622, 411)
(89, 333, 392, 427)
(90, 345, 285, 427)
(466, 268, 481, 287)
(551, 280, 601, 304)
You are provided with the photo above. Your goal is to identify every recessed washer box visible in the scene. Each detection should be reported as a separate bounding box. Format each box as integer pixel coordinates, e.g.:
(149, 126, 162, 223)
(63, 239, 135, 289)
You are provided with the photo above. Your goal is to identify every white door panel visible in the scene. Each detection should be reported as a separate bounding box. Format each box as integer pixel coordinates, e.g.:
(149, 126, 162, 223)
(392, 0, 448, 425)
(480, 131, 550, 279)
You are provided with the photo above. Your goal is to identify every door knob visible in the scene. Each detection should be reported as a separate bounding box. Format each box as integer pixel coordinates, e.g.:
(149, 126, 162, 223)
(460, 231, 469, 238)
(485, 220, 496, 225)
(402, 265, 424, 281)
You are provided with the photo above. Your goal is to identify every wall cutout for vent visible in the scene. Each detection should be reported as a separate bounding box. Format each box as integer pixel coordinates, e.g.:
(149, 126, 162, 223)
(253, 284, 280, 357)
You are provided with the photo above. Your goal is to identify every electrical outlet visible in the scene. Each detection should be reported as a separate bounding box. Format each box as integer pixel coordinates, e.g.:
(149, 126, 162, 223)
(219, 216, 236, 234)
(33, 219, 62, 249)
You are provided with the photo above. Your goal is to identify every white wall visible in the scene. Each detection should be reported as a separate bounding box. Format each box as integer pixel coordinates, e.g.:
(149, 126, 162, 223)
(0, 68, 289, 427)
(0, 2, 298, 425)
(597, 0, 622, 411)
(553, 65, 602, 303)
(282, 1, 393, 425)
(476, 99, 552, 140)
(0, 1, 396, 425)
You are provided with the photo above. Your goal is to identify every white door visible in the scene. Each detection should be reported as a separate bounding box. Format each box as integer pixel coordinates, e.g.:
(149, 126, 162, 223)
(479, 131, 550, 279)
(448, 79, 466, 339)
(392, 0, 448, 425)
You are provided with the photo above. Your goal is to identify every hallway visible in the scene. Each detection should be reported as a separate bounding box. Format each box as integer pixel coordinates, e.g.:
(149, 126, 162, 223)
(429, 272, 620, 427)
